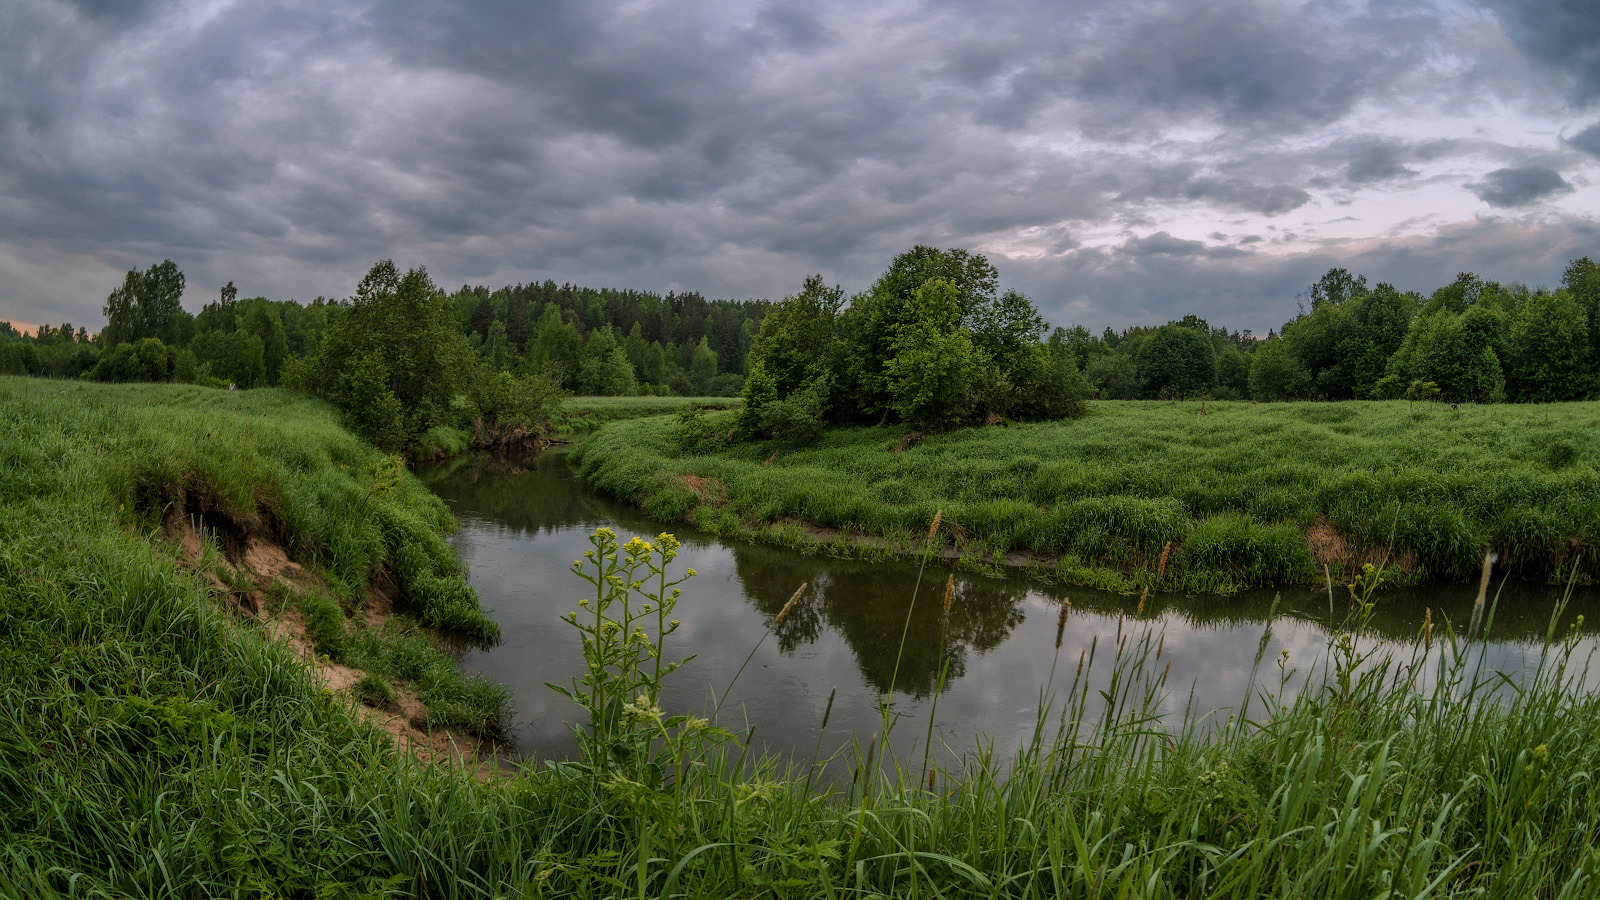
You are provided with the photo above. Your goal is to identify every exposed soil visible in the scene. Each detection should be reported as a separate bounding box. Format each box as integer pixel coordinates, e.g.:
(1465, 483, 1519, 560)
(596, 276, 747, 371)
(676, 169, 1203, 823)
(676, 473, 728, 506)
(1305, 518, 1416, 574)
(161, 511, 505, 775)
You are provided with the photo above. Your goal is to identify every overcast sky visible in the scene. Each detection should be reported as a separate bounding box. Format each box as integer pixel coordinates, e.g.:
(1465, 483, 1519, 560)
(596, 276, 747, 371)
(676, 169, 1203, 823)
(2, 0, 1597, 335)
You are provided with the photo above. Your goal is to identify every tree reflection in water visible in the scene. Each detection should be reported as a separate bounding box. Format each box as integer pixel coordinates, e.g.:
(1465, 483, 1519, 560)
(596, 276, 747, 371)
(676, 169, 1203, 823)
(733, 549, 1026, 698)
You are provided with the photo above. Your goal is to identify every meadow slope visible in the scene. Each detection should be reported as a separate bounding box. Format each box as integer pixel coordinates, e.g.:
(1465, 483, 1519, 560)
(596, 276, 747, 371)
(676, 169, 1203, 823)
(575, 400, 1600, 592)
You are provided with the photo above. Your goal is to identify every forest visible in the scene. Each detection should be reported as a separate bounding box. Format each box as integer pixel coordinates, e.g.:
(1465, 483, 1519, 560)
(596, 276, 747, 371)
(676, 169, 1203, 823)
(1058, 258, 1600, 405)
(0, 261, 764, 397)
(2, 250, 1599, 447)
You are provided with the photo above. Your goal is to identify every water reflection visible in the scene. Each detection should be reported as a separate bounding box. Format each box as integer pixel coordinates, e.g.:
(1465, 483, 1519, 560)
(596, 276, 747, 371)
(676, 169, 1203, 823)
(733, 549, 1027, 696)
(418, 450, 1600, 764)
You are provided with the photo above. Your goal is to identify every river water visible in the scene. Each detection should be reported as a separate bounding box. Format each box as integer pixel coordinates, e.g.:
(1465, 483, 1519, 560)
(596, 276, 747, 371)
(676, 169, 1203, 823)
(419, 450, 1600, 768)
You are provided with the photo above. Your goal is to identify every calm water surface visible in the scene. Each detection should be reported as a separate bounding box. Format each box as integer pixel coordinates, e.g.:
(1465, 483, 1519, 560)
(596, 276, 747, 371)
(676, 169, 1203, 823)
(419, 450, 1600, 767)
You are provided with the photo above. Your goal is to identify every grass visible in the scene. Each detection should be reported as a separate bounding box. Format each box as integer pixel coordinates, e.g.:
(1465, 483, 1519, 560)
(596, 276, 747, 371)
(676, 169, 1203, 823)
(573, 399, 1600, 592)
(557, 394, 740, 435)
(7, 377, 1600, 896)
(0, 378, 506, 732)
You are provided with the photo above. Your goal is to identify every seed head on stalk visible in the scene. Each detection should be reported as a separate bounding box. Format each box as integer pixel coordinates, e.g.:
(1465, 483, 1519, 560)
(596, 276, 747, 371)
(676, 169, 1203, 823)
(774, 582, 808, 626)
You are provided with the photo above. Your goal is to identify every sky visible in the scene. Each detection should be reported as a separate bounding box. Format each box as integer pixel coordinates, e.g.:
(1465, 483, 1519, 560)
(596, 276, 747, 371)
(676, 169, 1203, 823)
(1, 0, 1597, 336)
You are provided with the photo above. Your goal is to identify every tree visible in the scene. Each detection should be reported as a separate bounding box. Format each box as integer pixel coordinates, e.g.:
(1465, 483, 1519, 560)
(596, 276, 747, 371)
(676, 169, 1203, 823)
(575, 327, 637, 395)
(1300, 267, 1368, 312)
(1029, 342, 1093, 419)
(744, 275, 843, 397)
(102, 260, 187, 346)
(1085, 353, 1139, 400)
(1214, 347, 1251, 400)
(1384, 306, 1504, 403)
(1248, 337, 1307, 401)
(884, 280, 985, 430)
(523, 305, 584, 382)
(92, 337, 171, 382)
(688, 336, 718, 395)
(1137, 324, 1216, 399)
(1507, 289, 1590, 401)
(241, 302, 288, 384)
(1562, 257, 1600, 372)
(306, 260, 480, 448)
(840, 246, 1000, 418)
(191, 329, 266, 387)
(484, 320, 510, 371)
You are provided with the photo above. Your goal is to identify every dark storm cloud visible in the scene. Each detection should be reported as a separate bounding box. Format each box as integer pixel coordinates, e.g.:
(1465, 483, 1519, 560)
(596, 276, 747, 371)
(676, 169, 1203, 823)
(1569, 122, 1600, 158)
(0, 0, 1595, 334)
(1468, 166, 1574, 207)
(1343, 139, 1420, 184)
(1111, 164, 1311, 215)
(970, 0, 1433, 137)
(1477, 0, 1600, 103)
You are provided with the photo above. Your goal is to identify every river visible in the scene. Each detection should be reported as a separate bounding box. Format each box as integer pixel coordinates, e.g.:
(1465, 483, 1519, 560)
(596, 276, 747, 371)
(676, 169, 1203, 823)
(419, 449, 1600, 769)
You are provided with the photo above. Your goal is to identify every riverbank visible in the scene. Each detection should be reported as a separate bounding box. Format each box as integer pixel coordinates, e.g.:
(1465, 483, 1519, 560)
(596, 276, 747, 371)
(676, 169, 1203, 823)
(555, 394, 741, 435)
(573, 399, 1600, 593)
(8, 377, 1600, 896)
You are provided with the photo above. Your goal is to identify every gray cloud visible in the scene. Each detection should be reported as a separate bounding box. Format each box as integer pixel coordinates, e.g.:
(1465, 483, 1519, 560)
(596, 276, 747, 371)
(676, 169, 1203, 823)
(1009, 213, 1600, 334)
(1569, 122, 1600, 158)
(1469, 166, 1574, 207)
(0, 0, 1595, 335)
(1477, 0, 1600, 103)
(1343, 139, 1420, 184)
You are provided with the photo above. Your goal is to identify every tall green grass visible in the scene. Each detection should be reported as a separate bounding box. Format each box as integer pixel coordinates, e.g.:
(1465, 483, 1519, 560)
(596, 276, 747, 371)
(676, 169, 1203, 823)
(7, 377, 1600, 896)
(574, 399, 1600, 592)
(557, 395, 740, 435)
(0, 378, 504, 722)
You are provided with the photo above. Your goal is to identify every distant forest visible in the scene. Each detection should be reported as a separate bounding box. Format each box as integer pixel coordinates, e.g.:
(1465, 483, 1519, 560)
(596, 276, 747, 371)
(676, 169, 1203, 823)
(0, 263, 767, 398)
(3, 253, 1599, 410)
(1055, 258, 1600, 405)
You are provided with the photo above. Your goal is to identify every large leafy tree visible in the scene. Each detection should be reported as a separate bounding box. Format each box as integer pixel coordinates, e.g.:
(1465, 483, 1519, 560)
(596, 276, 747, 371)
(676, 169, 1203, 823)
(743, 274, 844, 398)
(840, 246, 1000, 418)
(1562, 257, 1600, 371)
(574, 326, 637, 395)
(1507, 289, 1590, 401)
(241, 302, 288, 384)
(307, 260, 480, 448)
(1085, 353, 1139, 400)
(884, 279, 985, 431)
(1137, 323, 1216, 399)
(1248, 336, 1308, 401)
(1384, 305, 1505, 403)
(102, 260, 191, 346)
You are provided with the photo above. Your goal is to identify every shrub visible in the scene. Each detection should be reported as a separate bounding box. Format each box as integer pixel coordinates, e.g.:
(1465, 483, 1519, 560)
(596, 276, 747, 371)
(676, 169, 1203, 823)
(674, 403, 729, 453)
(758, 375, 830, 444)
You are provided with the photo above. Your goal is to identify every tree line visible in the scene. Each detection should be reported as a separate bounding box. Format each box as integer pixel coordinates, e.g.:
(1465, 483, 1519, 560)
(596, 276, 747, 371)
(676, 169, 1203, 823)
(0, 262, 765, 399)
(5, 249, 1597, 447)
(447, 280, 766, 397)
(1051, 258, 1600, 405)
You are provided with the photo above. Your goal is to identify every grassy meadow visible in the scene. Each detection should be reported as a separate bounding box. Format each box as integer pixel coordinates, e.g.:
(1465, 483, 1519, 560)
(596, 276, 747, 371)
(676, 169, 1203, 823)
(574, 399, 1600, 592)
(10, 377, 1600, 896)
(556, 394, 741, 435)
